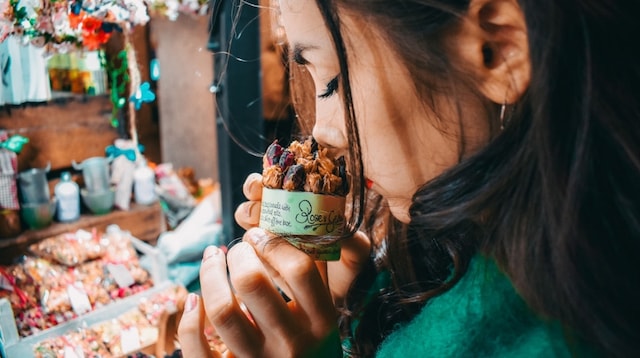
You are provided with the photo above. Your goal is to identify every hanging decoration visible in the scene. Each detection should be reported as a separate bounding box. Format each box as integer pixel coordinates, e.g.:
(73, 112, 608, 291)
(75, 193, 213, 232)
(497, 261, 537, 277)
(0, 134, 29, 153)
(103, 49, 129, 127)
(130, 81, 155, 110)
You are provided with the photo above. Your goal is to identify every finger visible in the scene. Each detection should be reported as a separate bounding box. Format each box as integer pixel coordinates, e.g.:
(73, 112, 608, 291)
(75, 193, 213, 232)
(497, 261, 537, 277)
(244, 228, 336, 336)
(177, 293, 218, 358)
(241, 231, 295, 299)
(242, 173, 264, 201)
(199, 246, 262, 357)
(227, 242, 297, 340)
(328, 231, 371, 303)
(234, 201, 261, 230)
(316, 260, 329, 288)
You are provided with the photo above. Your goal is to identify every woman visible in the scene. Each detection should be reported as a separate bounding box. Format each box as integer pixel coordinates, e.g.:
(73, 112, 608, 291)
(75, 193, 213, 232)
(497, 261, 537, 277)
(178, 0, 640, 356)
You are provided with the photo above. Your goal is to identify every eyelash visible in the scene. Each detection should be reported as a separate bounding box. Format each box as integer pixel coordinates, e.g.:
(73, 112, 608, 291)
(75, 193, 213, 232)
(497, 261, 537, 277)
(318, 76, 339, 99)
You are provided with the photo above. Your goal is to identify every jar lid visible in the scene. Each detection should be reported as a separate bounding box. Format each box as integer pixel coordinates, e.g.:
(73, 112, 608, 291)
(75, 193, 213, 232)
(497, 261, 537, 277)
(60, 171, 71, 181)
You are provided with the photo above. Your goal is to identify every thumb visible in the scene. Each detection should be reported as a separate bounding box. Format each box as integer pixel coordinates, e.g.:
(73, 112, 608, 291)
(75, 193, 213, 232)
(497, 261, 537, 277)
(178, 293, 218, 358)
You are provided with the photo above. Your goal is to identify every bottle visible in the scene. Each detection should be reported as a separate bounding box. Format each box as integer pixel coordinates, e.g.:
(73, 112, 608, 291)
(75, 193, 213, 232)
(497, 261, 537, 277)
(133, 160, 157, 205)
(55, 171, 80, 222)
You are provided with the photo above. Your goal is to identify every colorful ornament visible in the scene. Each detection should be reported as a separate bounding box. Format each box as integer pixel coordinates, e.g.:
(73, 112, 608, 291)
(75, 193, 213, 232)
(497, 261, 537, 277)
(105, 144, 145, 161)
(130, 82, 155, 110)
(0, 134, 29, 153)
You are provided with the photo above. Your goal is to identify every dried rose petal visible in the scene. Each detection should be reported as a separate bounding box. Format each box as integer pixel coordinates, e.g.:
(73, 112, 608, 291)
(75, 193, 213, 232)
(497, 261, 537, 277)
(264, 140, 284, 167)
(283, 164, 306, 191)
(288, 140, 304, 158)
(262, 166, 284, 189)
(278, 150, 296, 170)
(297, 157, 316, 173)
(316, 149, 335, 176)
(322, 174, 342, 194)
(304, 173, 322, 193)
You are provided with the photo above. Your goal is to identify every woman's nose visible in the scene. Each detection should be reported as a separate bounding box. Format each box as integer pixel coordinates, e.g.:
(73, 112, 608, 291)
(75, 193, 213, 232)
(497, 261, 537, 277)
(313, 103, 348, 150)
(312, 120, 347, 151)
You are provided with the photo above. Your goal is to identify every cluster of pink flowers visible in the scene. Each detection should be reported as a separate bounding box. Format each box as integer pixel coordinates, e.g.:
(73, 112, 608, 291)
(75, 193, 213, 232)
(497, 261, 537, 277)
(0, 0, 208, 53)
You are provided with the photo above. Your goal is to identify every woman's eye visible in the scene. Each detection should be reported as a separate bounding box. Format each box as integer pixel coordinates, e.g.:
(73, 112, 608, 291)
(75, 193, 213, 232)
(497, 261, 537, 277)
(318, 75, 339, 99)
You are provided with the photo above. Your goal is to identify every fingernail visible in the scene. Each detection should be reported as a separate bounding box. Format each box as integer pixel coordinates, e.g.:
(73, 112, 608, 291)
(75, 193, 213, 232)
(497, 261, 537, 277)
(184, 293, 198, 313)
(244, 202, 255, 218)
(248, 176, 260, 192)
(202, 245, 219, 261)
(247, 228, 268, 246)
(245, 173, 262, 195)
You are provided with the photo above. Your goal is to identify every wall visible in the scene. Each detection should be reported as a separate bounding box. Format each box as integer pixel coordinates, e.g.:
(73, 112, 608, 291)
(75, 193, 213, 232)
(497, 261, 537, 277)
(151, 16, 218, 182)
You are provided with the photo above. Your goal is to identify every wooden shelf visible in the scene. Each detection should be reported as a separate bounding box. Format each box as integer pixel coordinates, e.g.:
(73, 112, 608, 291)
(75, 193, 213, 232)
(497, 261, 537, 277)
(0, 202, 165, 264)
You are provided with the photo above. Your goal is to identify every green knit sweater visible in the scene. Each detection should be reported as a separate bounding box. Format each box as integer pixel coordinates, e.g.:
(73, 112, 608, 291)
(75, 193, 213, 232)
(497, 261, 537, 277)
(374, 256, 594, 357)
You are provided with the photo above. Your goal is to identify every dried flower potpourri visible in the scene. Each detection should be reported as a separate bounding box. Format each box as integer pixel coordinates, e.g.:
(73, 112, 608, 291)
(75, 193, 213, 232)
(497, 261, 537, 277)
(262, 137, 348, 196)
(260, 137, 348, 261)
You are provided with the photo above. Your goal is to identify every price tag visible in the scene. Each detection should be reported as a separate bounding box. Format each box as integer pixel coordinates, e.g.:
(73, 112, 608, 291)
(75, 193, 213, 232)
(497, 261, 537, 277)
(67, 282, 92, 315)
(120, 326, 141, 354)
(107, 264, 135, 288)
(63, 345, 84, 358)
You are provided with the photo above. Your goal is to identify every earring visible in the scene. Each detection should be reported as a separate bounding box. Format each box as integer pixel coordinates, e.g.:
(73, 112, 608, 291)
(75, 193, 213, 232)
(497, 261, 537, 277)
(499, 101, 507, 131)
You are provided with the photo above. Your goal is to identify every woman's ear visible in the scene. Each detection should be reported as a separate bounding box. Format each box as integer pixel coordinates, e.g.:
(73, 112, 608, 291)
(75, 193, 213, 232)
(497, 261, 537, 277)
(452, 0, 530, 104)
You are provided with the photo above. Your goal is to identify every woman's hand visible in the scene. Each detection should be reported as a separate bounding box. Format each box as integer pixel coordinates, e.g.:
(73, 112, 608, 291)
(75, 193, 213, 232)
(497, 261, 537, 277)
(232, 173, 371, 303)
(178, 228, 341, 357)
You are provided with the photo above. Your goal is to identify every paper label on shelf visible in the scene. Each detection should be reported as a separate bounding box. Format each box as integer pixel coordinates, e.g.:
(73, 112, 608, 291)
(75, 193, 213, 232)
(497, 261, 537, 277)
(0, 276, 13, 291)
(120, 326, 141, 354)
(63, 345, 84, 358)
(67, 282, 92, 315)
(107, 263, 135, 288)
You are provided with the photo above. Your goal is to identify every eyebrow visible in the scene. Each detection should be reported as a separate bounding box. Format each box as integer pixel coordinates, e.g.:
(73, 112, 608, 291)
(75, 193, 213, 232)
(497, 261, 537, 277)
(292, 43, 315, 65)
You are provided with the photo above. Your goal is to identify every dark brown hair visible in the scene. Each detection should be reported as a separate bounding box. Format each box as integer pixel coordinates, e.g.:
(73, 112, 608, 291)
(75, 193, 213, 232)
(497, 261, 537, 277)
(302, 0, 640, 357)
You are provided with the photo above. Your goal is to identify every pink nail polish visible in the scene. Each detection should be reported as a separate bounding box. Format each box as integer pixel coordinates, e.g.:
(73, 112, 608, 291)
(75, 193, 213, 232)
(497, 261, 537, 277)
(185, 293, 198, 312)
(248, 228, 268, 246)
(202, 245, 219, 261)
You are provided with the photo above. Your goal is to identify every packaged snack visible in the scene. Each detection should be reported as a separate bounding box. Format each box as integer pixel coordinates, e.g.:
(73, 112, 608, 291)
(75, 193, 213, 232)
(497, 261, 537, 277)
(29, 229, 105, 266)
(0, 263, 38, 314)
(138, 285, 183, 326)
(99, 229, 152, 291)
(94, 309, 157, 357)
(259, 137, 349, 260)
(33, 328, 110, 358)
(20, 257, 75, 315)
(15, 306, 75, 337)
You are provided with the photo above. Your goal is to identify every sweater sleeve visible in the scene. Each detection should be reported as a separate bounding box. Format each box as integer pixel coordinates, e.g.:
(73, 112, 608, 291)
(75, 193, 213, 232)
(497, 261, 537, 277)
(374, 256, 586, 357)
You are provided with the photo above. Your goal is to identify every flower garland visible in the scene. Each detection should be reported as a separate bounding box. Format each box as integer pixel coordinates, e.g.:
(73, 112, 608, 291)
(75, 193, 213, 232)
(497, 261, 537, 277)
(146, 0, 209, 21)
(1, 0, 148, 53)
(0, 0, 209, 53)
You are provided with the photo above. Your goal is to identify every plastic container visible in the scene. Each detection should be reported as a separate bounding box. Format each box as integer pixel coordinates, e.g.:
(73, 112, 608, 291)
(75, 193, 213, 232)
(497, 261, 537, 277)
(54, 171, 80, 222)
(134, 160, 157, 205)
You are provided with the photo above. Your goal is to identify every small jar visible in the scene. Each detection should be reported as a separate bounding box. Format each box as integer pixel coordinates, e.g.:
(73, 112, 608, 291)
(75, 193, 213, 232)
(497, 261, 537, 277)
(55, 171, 80, 222)
(133, 160, 157, 205)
